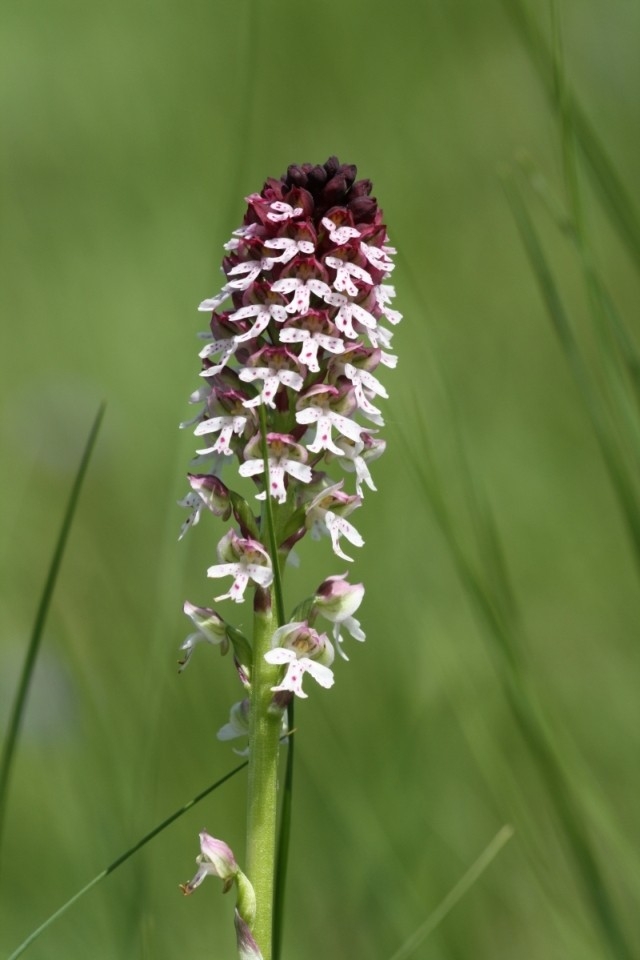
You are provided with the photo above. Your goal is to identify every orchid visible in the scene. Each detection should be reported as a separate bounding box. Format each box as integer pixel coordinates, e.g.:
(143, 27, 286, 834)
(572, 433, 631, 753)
(176, 158, 400, 960)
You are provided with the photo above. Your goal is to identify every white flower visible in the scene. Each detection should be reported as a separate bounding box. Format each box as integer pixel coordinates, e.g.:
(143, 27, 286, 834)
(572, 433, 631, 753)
(180, 831, 239, 896)
(321, 217, 361, 246)
(194, 414, 248, 456)
(228, 301, 288, 343)
(375, 284, 403, 325)
(263, 236, 315, 263)
(207, 535, 273, 603)
(296, 404, 363, 456)
(177, 491, 206, 540)
(334, 435, 385, 497)
(324, 256, 373, 296)
(323, 291, 378, 339)
(239, 454, 312, 504)
(197, 337, 239, 378)
(179, 601, 228, 670)
(360, 241, 395, 273)
(304, 484, 364, 562)
(179, 384, 210, 430)
(198, 288, 232, 312)
(264, 647, 334, 699)
(278, 326, 344, 372)
(239, 365, 303, 409)
(267, 200, 303, 222)
(323, 511, 364, 563)
(270, 277, 332, 315)
(217, 699, 251, 755)
(343, 362, 388, 420)
(226, 256, 276, 290)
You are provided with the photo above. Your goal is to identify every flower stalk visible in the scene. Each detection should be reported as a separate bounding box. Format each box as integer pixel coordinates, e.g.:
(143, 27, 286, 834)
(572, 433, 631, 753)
(176, 157, 401, 960)
(245, 588, 282, 959)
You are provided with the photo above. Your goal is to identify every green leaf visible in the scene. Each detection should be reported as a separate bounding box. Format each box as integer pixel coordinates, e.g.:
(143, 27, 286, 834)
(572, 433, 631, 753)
(226, 623, 253, 668)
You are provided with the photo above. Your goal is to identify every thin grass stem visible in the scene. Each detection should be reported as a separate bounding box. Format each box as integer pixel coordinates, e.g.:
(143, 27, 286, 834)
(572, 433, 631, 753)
(272, 697, 294, 960)
(387, 826, 514, 960)
(502, 174, 640, 578)
(407, 406, 636, 960)
(0, 403, 106, 857)
(503, 0, 640, 272)
(5, 761, 248, 960)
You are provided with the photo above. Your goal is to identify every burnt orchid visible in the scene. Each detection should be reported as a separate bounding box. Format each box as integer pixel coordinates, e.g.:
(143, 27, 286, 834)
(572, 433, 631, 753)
(178, 157, 400, 960)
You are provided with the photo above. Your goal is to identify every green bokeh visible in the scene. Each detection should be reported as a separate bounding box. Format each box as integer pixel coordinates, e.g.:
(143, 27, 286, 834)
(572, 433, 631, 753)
(2, 1, 640, 957)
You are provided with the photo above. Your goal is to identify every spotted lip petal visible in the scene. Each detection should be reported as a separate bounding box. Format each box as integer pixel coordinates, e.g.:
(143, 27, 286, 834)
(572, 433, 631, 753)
(264, 647, 334, 699)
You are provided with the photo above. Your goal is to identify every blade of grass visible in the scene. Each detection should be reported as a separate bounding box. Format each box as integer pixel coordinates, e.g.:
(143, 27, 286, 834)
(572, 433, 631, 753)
(515, 152, 640, 409)
(448, 401, 519, 634)
(549, 2, 640, 470)
(502, 173, 640, 578)
(431, 639, 597, 954)
(0, 402, 106, 855)
(386, 826, 514, 960)
(272, 700, 293, 960)
(449, 398, 640, 887)
(404, 410, 636, 960)
(503, 0, 640, 272)
(4, 760, 248, 960)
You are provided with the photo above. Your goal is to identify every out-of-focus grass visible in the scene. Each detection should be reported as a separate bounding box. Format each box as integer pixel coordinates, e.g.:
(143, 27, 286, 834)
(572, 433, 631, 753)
(2, 1, 640, 958)
(0, 404, 105, 852)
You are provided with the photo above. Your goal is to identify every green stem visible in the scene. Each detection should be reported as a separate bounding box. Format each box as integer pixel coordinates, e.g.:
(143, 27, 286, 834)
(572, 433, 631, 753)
(244, 405, 289, 960)
(245, 591, 282, 960)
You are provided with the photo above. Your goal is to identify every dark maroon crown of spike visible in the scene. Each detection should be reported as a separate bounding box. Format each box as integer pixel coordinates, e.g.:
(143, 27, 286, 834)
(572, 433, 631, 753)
(261, 156, 375, 223)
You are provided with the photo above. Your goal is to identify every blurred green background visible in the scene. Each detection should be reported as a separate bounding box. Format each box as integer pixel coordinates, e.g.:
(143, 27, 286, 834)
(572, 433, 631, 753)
(2, 0, 640, 957)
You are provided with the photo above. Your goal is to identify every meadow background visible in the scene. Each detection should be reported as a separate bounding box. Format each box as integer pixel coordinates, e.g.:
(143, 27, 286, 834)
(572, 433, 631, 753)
(2, 0, 640, 958)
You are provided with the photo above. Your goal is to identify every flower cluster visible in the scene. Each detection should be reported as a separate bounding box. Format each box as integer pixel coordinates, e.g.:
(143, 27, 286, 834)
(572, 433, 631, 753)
(179, 157, 400, 704)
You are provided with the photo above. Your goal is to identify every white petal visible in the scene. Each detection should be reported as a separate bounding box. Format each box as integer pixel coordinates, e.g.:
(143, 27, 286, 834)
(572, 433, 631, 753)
(194, 416, 226, 436)
(198, 289, 231, 312)
(315, 333, 344, 354)
(307, 279, 332, 299)
(228, 261, 260, 276)
(230, 304, 265, 321)
(265, 648, 296, 666)
(278, 327, 308, 344)
(328, 411, 363, 443)
(271, 278, 299, 294)
(302, 659, 335, 690)
(283, 459, 313, 484)
(264, 237, 295, 251)
(207, 562, 241, 580)
(246, 564, 274, 587)
(233, 314, 271, 342)
(238, 458, 265, 478)
(322, 218, 360, 245)
(296, 406, 320, 425)
(350, 302, 377, 330)
(239, 366, 269, 383)
(278, 370, 304, 391)
(269, 304, 288, 322)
